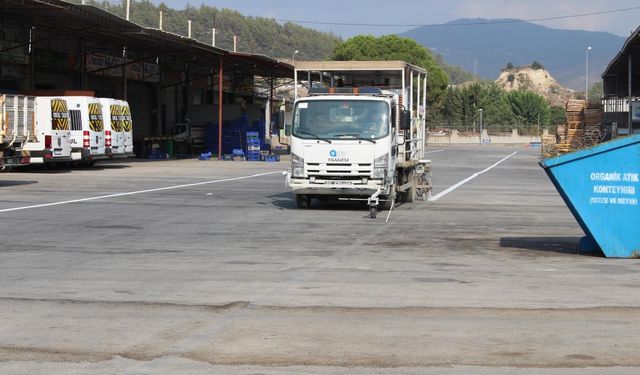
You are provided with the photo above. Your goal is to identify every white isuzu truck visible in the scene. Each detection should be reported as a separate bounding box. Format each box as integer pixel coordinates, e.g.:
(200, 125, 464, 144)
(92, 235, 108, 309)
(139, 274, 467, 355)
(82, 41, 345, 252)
(283, 61, 432, 218)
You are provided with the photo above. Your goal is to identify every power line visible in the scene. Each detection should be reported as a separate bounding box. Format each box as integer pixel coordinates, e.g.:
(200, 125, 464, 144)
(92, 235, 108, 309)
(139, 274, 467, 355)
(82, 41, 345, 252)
(274, 6, 640, 28)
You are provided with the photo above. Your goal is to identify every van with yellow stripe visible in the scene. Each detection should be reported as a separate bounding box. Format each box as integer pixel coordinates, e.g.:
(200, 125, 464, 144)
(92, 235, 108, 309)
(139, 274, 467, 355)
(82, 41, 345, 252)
(66, 96, 106, 164)
(22, 97, 72, 164)
(117, 99, 135, 157)
(99, 98, 126, 159)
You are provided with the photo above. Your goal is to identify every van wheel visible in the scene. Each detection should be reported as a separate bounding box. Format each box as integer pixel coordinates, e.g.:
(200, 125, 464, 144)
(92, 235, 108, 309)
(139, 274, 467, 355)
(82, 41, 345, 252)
(295, 194, 311, 209)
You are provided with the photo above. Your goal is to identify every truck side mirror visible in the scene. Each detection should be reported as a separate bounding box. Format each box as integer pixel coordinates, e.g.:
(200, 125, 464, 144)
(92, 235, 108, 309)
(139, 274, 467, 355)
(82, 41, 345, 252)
(400, 110, 411, 130)
(285, 124, 292, 136)
(277, 110, 285, 130)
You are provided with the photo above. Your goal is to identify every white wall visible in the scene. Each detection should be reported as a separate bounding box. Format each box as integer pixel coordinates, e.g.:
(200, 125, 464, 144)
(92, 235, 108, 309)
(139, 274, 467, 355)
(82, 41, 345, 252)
(427, 129, 547, 145)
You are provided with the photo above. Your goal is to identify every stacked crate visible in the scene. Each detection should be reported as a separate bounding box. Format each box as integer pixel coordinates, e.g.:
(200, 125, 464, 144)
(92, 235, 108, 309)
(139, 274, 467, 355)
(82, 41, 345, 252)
(555, 100, 585, 154)
(246, 131, 261, 161)
(583, 106, 603, 147)
(553, 100, 604, 155)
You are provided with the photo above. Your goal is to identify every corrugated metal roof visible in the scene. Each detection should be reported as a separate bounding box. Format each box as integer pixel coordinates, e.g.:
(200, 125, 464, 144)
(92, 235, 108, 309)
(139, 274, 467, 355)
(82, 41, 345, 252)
(1, 0, 292, 77)
(602, 25, 640, 78)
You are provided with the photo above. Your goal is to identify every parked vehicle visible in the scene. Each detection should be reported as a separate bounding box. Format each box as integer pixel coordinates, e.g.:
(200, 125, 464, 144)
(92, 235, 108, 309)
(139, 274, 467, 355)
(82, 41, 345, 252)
(0, 94, 34, 170)
(22, 97, 72, 164)
(117, 99, 135, 157)
(100, 98, 126, 159)
(283, 61, 432, 217)
(66, 96, 106, 164)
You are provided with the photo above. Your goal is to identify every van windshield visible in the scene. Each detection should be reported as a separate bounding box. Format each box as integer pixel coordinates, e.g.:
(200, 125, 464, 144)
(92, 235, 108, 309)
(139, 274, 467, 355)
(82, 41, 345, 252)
(293, 100, 389, 140)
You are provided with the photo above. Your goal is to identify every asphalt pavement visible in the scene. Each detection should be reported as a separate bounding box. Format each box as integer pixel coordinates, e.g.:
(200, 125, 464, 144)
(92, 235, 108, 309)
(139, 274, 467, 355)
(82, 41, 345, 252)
(1, 145, 638, 374)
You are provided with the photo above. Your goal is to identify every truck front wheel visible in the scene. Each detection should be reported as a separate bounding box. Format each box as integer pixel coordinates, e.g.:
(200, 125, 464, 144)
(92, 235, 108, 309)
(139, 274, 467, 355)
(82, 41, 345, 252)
(295, 194, 311, 209)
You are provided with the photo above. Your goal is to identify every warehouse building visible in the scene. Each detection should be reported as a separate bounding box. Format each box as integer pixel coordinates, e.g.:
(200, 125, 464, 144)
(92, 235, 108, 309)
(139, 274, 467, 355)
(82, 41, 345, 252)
(0, 0, 294, 157)
(602, 25, 640, 136)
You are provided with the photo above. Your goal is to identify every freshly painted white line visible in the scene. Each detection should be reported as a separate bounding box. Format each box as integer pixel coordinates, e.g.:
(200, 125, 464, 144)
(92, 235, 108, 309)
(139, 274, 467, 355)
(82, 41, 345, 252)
(0, 171, 282, 213)
(424, 149, 444, 154)
(428, 151, 518, 202)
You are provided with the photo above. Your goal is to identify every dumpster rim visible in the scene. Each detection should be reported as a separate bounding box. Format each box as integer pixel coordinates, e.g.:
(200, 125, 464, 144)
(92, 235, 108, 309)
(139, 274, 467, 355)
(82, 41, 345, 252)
(540, 134, 640, 169)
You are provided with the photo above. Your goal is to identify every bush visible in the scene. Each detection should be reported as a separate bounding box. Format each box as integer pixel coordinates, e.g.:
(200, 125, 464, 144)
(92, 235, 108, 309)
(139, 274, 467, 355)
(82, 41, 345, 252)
(531, 61, 544, 70)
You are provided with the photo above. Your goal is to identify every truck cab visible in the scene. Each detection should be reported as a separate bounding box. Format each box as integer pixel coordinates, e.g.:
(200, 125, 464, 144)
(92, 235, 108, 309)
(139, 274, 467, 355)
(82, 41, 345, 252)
(288, 90, 399, 205)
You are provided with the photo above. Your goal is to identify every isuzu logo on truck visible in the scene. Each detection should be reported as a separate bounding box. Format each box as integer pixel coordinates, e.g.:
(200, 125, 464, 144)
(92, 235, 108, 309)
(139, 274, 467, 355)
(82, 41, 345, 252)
(328, 149, 349, 163)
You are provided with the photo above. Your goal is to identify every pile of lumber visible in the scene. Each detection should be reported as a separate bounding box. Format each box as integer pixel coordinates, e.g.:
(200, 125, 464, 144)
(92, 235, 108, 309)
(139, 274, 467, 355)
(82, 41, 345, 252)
(551, 100, 603, 155)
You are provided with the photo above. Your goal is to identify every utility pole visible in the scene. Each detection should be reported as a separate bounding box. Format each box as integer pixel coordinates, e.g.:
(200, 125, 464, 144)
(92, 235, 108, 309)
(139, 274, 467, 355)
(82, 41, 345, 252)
(478, 108, 483, 144)
(586, 46, 592, 101)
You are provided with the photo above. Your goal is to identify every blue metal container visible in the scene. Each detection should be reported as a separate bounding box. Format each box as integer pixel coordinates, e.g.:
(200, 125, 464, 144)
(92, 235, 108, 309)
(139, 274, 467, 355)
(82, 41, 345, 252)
(540, 135, 640, 258)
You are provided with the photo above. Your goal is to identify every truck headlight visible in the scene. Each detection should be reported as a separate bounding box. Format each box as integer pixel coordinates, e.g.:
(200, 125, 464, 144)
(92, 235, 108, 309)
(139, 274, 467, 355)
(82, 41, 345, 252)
(372, 153, 388, 179)
(292, 153, 305, 177)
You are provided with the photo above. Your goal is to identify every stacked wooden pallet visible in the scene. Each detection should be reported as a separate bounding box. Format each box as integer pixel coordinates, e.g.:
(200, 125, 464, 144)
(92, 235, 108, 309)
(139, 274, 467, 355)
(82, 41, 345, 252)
(554, 99, 585, 154)
(583, 106, 603, 147)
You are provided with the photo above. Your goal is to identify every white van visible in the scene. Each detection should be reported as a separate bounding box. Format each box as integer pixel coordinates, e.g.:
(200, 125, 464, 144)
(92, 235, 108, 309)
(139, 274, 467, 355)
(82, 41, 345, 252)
(99, 98, 125, 159)
(66, 96, 106, 163)
(23, 97, 72, 164)
(117, 100, 134, 157)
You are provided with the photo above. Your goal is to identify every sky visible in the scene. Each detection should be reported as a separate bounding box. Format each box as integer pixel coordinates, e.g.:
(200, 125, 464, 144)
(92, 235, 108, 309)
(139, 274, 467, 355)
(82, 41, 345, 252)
(153, 0, 640, 38)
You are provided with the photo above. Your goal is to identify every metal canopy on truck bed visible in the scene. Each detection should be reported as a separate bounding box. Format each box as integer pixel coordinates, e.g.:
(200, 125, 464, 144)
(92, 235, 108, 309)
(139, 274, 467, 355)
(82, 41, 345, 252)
(293, 61, 427, 92)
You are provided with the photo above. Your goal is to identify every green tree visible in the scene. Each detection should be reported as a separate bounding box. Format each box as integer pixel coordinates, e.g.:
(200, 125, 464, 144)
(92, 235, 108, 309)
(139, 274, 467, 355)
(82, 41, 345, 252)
(588, 81, 603, 104)
(68, 0, 341, 60)
(504, 90, 550, 128)
(549, 106, 566, 126)
(332, 35, 449, 105)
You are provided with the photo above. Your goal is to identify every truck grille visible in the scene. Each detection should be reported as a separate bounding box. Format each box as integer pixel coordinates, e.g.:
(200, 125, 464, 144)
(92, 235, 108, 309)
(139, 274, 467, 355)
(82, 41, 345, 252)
(306, 162, 372, 176)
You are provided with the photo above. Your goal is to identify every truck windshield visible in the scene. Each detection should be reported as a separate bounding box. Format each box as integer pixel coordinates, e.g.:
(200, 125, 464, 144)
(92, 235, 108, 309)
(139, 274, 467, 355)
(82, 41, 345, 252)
(293, 100, 389, 140)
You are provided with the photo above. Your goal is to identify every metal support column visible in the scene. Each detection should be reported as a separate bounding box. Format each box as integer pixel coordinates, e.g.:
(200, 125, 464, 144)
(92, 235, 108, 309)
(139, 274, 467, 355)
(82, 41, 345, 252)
(629, 53, 633, 133)
(80, 39, 87, 90)
(268, 75, 274, 138)
(28, 27, 35, 90)
(294, 68, 298, 101)
(122, 46, 128, 100)
(218, 57, 224, 160)
(423, 75, 428, 156)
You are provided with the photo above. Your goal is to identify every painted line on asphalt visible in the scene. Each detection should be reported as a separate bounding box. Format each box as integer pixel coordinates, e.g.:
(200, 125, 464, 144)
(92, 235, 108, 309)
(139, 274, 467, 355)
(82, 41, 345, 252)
(428, 151, 518, 202)
(0, 171, 282, 213)
(424, 149, 444, 154)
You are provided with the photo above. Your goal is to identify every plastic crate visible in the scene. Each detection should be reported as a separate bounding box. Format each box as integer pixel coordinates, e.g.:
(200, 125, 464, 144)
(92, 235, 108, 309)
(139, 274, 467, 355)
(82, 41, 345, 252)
(264, 154, 280, 162)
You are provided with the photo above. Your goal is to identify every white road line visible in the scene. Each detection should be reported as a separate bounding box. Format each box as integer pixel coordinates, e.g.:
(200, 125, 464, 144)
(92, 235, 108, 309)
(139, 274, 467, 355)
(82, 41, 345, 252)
(428, 151, 518, 202)
(0, 171, 282, 213)
(424, 149, 444, 154)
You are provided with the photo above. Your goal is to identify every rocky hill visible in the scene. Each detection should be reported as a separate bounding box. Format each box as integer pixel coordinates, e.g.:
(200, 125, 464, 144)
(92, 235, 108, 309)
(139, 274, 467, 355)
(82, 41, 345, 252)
(495, 66, 574, 107)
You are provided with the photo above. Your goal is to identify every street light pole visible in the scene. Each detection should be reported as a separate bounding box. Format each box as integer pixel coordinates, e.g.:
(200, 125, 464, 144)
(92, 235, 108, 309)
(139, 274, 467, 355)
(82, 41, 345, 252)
(586, 46, 592, 102)
(292, 50, 299, 63)
(478, 108, 483, 144)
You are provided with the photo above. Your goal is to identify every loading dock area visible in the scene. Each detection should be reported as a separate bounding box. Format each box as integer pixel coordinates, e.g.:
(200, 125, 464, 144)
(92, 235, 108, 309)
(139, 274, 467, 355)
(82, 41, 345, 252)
(1, 145, 639, 373)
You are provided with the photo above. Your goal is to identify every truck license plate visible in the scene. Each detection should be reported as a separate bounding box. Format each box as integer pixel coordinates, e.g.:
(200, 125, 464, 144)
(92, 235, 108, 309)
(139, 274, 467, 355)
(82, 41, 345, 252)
(327, 181, 354, 187)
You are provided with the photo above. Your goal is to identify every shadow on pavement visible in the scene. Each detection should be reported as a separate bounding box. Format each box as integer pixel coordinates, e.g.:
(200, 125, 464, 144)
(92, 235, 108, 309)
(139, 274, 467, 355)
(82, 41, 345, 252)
(0, 179, 38, 187)
(499, 236, 605, 257)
